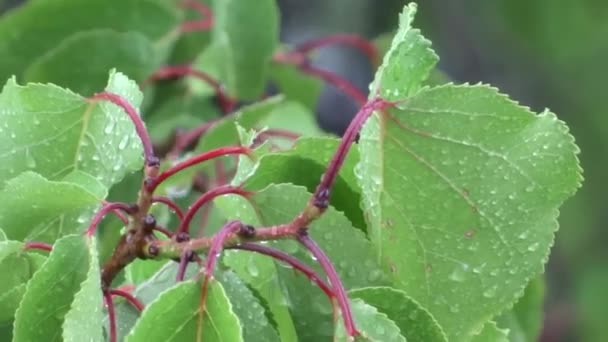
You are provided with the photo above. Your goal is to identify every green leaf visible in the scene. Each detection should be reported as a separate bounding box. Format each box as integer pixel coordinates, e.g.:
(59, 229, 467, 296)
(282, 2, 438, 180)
(497, 276, 545, 342)
(349, 286, 447, 342)
(471, 321, 510, 342)
(24, 30, 160, 95)
(211, 0, 279, 99)
(369, 3, 438, 100)
(62, 237, 103, 342)
(268, 62, 322, 110)
(0, 0, 181, 82)
(0, 70, 144, 187)
(335, 299, 407, 342)
(125, 280, 243, 342)
(357, 83, 581, 339)
(259, 101, 324, 140)
(153, 96, 284, 197)
(196, 95, 284, 152)
(217, 270, 280, 342)
(0, 240, 46, 332)
(222, 251, 298, 342)
(241, 137, 365, 231)
(13, 234, 90, 342)
(0, 172, 103, 242)
(216, 183, 387, 340)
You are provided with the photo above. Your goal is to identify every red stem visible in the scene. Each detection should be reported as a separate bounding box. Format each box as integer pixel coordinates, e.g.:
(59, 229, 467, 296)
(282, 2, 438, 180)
(180, 0, 214, 32)
(258, 128, 301, 141)
(295, 34, 379, 66)
(109, 288, 145, 312)
(229, 242, 334, 299)
(313, 98, 394, 206)
(102, 200, 129, 224)
(24, 241, 53, 252)
(89, 92, 156, 166)
(195, 204, 213, 238)
(170, 119, 219, 156)
(214, 159, 227, 186)
(142, 65, 235, 114)
(103, 291, 117, 342)
(153, 225, 174, 238)
(297, 232, 358, 337)
(86, 202, 133, 236)
(152, 196, 184, 221)
(148, 146, 251, 192)
(198, 221, 243, 323)
(299, 64, 367, 106)
(176, 251, 191, 282)
(178, 185, 252, 234)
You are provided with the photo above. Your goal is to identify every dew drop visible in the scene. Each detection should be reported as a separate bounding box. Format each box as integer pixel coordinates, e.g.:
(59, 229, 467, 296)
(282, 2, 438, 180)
(483, 285, 497, 298)
(527, 242, 540, 252)
(246, 258, 259, 277)
(118, 135, 130, 150)
(25, 149, 36, 168)
(104, 120, 116, 134)
(449, 264, 468, 282)
(367, 269, 383, 283)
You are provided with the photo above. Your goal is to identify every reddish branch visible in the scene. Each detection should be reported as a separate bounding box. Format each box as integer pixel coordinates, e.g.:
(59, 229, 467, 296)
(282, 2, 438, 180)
(89, 92, 157, 166)
(258, 128, 301, 141)
(294, 33, 379, 66)
(89, 68, 397, 339)
(153, 225, 174, 238)
(86, 202, 135, 236)
(170, 119, 220, 157)
(103, 291, 117, 342)
(229, 242, 334, 299)
(297, 231, 358, 337)
(147, 146, 251, 192)
(197, 221, 246, 332)
(312, 97, 394, 209)
(24, 241, 53, 252)
(152, 196, 184, 221)
(142, 65, 236, 114)
(109, 288, 145, 312)
(178, 185, 252, 235)
(299, 64, 367, 106)
(180, 0, 214, 32)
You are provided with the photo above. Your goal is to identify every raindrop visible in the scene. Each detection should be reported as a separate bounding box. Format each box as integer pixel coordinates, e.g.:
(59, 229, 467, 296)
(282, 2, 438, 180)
(449, 264, 468, 282)
(527, 242, 539, 252)
(118, 135, 130, 150)
(166, 186, 190, 199)
(104, 120, 116, 134)
(25, 149, 36, 168)
(518, 231, 529, 240)
(367, 269, 383, 283)
(483, 285, 497, 298)
(282, 240, 299, 254)
(246, 258, 259, 277)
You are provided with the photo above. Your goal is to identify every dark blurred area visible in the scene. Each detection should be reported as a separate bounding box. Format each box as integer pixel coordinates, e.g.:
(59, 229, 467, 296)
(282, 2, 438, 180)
(278, 0, 608, 341)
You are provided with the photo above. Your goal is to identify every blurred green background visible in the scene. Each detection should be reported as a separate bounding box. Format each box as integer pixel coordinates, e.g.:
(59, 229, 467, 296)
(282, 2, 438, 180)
(278, 1, 607, 341)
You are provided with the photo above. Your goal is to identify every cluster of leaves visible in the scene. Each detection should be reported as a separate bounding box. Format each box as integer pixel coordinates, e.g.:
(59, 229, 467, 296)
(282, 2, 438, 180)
(0, 0, 581, 341)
